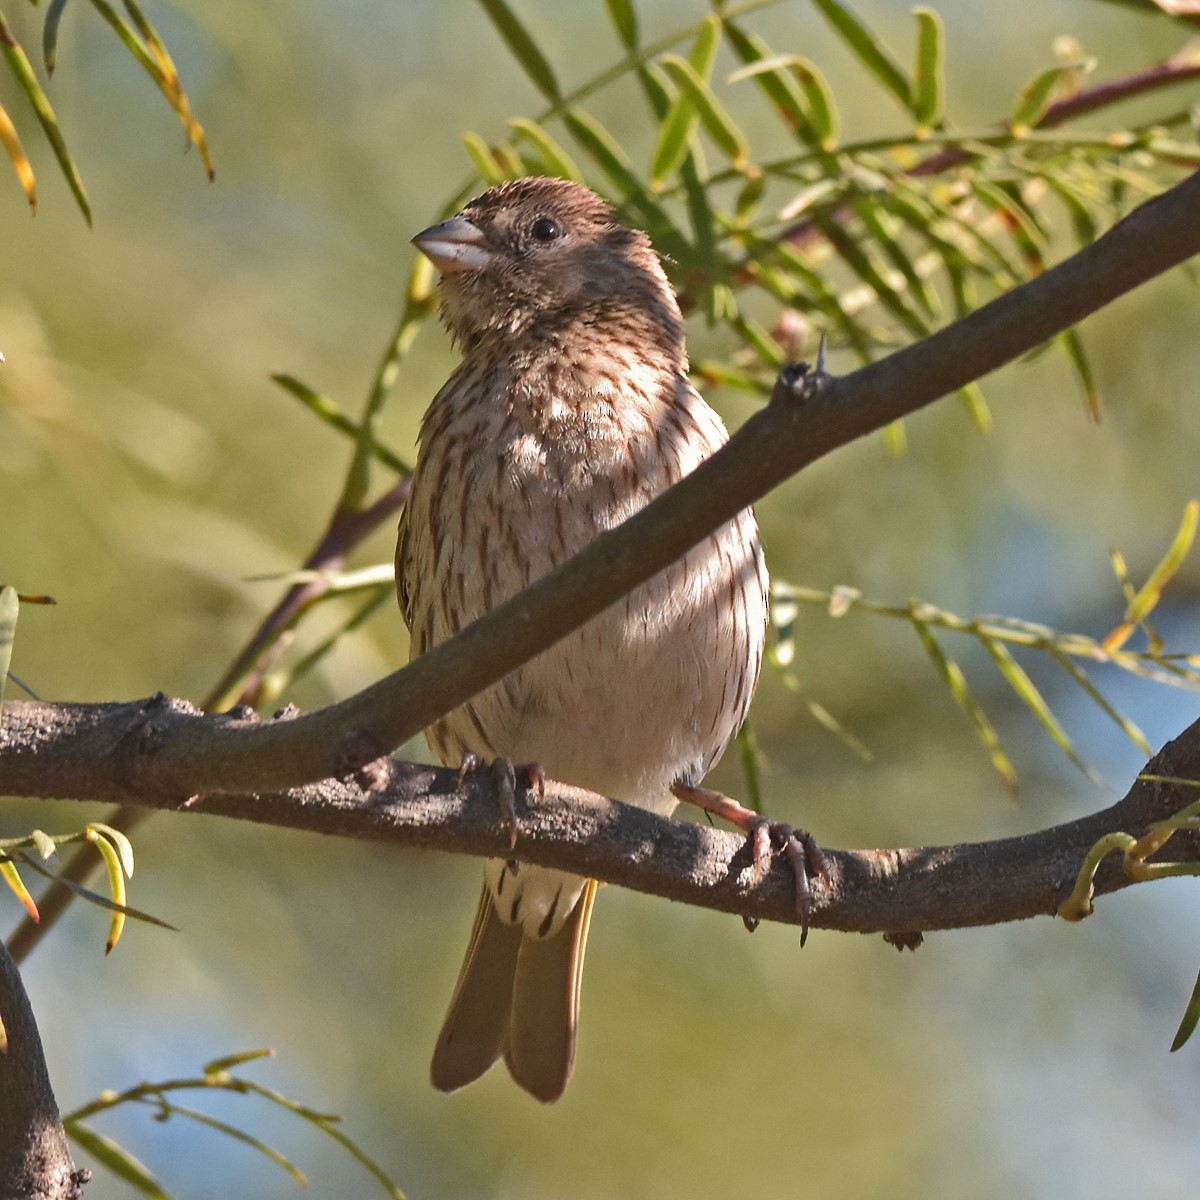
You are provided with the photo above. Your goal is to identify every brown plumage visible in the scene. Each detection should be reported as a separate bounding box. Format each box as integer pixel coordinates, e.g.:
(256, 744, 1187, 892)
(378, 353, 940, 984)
(397, 177, 768, 1102)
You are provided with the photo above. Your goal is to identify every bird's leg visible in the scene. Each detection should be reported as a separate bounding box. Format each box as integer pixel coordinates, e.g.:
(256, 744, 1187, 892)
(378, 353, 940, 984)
(457, 753, 546, 853)
(671, 782, 828, 946)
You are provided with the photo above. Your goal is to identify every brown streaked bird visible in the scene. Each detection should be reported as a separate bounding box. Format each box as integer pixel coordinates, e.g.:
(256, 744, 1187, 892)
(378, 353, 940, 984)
(397, 176, 769, 1102)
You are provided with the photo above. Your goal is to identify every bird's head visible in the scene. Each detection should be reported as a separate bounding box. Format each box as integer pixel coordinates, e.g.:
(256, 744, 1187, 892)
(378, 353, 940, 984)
(412, 177, 683, 358)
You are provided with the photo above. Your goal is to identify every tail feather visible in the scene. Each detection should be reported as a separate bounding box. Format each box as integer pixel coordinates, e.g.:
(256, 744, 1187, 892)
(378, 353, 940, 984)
(430, 876, 599, 1101)
(506, 878, 598, 1103)
(430, 884, 522, 1094)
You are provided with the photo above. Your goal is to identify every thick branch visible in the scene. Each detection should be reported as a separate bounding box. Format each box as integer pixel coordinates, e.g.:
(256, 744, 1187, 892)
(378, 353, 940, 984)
(4, 171, 1194, 806)
(0, 941, 83, 1200)
(4, 698, 1199, 933)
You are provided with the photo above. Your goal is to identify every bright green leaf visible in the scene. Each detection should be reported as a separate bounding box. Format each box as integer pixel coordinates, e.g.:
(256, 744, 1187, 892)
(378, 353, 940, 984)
(810, 0, 911, 109)
(508, 117, 582, 181)
(911, 7, 944, 132)
(1171, 965, 1200, 1051)
(660, 55, 749, 167)
(0, 14, 90, 222)
(477, 0, 561, 101)
(67, 1124, 172, 1200)
(603, 0, 637, 50)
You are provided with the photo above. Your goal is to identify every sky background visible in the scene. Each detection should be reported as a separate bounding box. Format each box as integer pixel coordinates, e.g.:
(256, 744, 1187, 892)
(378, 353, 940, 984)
(3, 1, 1200, 1197)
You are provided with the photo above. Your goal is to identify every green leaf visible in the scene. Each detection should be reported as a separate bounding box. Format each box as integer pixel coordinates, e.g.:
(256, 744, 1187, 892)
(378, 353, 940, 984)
(1010, 65, 1075, 134)
(810, 0, 911, 109)
(956, 382, 992, 434)
(0, 585, 17, 711)
(911, 7, 944, 132)
(660, 55, 749, 168)
(1171, 965, 1200, 1051)
(98, 0, 214, 179)
(812, 211, 931, 340)
(158, 1103, 308, 1186)
(203, 1048, 275, 1076)
(911, 616, 1017, 799)
(980, 635, 1101, 785)
(603, 0, 637, 50)
(477, 0, 561, 101)
(649, 76, 697, 187)
(16, 852, 178, 932)
(1058, 326, 1101, 423)
(67, 1124, 172, 1199)
(853, 197, 937, 318)
(1045, 645, 1152, 757)
(0, 14, 90, 222)
(461, 130, 509, 185)
(270, 374, 412, 475)
(688, 12, 721, 79)
(736, 722, 765, 815)
(43, 0, 71, 74)
(724, 23, 822, 150)
(508, 117, 582, 180)
(788, 57, 838, 149)
(1103, 500, 1199, 654)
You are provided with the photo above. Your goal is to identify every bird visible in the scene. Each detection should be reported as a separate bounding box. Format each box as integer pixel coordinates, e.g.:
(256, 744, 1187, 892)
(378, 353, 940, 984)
(396, 176, 769, 1102)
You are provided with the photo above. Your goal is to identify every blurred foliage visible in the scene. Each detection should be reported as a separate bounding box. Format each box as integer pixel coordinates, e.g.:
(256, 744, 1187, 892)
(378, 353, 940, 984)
(62, 1049, 406, 1199)
(4, 1, 1200, 1198)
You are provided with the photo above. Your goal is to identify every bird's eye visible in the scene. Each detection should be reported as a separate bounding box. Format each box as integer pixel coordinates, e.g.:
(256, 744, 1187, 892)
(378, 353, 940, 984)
(530, 217, 562, 243)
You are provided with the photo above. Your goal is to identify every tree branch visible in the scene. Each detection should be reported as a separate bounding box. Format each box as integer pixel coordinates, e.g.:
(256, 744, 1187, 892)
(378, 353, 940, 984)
(0, 940, 84, 1200)
(3, 171, 1195, 809)
(4, 697, 1199, 933)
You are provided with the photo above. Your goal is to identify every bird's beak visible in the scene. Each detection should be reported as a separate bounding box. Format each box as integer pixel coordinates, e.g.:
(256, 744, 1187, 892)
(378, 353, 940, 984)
(412, 215, 492, 274)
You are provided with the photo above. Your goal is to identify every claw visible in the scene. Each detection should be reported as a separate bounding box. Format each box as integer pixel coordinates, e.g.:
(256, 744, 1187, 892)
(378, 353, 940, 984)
(455, 754, 544, 852)
(672, 781, 826, 943)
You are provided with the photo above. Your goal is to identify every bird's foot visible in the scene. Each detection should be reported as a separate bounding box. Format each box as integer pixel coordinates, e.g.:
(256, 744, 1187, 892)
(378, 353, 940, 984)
(671, 782, 829, 946)
(457, 753, 546, 852)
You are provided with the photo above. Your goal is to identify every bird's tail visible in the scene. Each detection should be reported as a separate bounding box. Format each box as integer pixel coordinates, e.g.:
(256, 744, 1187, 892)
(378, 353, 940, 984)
(431, 875, 598, 1102)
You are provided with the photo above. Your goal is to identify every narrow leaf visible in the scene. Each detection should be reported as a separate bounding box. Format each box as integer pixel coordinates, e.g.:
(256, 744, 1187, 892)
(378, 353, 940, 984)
(0, 100, 36, 210)
(0, 15, 90, 222)
(270, 374, 411, 475)
(120, 0, 214, 178)
(1, 859, 40, 923)
(0, 585, 17, 710)
(508, 117, 582, 181)
(911, 7, 944, 132)
(912, 618, 1018, 799)
(688, 12, 721, 79)
(603, 0, 637, 49)
(44, 0, 71, 73)
(980, 635, 1101, 785)
(16, 853, 178, 931)
(1171, 965, 1200, 1051)
(724, 23, 822, 149)
(649, 78, 697, 187)
(811, 0, 911, 108)
(956, 382, 992, 433)
(159, 1104, 307, 1186)
(88, 822, 135, 878)
(1058, 327, 1101, 423)
(660, 55, 749, 167)
(1103, 501, 1199, 654)
(477, 0, 561, 101)
(203, 1048, 275, 1075)
(789, 57, 838, 149)
(736, 722, 765, 814)
(87, 828, 128, 953)
(1046, 645, 1152, 756)
(461, 130, 508, 185)
(67, 1124, 172, 1199)
(1010, 65, 1074, 134)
